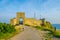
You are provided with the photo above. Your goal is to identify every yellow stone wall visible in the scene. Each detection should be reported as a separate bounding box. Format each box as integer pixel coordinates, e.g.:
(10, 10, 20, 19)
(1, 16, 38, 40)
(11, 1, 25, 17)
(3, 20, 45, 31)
(24, 18, 42, 26)
(10, 18, 17, 25)
(10, 12, 46, 26)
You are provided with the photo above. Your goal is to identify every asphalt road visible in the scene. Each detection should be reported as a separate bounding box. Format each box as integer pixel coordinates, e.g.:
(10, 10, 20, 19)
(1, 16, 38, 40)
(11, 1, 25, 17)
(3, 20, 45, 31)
(10, 26, 44, 40)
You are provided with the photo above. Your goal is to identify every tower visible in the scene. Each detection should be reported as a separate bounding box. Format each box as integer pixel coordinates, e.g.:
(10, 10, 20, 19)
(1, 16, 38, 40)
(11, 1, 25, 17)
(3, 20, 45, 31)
(16, 12, 25, 25)
(41, 18, 46, 26)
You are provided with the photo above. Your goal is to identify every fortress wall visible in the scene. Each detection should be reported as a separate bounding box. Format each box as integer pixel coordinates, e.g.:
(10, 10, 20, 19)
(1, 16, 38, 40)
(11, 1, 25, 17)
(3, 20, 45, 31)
(10, 12, 46, 26)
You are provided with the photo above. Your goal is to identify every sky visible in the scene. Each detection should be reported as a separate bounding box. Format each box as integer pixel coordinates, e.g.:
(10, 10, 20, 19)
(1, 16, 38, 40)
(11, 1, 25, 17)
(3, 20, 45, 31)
(0, 0, 60, 24)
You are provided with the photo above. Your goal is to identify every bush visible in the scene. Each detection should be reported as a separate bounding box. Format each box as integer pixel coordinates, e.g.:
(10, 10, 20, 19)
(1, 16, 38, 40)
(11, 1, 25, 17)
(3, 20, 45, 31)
(0, 22, 16, 33)
(0, 22, 16, 39)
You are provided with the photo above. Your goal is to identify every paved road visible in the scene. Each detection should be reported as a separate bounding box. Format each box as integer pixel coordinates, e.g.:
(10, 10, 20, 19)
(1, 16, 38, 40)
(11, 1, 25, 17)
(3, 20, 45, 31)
(10, 26, 44, 40)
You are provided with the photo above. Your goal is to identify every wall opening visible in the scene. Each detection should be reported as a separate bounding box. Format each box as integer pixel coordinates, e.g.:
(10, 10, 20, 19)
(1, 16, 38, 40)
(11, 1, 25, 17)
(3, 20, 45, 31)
(19, 18, 23, 25)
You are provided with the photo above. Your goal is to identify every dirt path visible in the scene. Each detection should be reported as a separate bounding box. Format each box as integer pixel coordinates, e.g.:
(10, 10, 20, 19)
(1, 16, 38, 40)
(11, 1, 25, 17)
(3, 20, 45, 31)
(10, 26, 44, 40)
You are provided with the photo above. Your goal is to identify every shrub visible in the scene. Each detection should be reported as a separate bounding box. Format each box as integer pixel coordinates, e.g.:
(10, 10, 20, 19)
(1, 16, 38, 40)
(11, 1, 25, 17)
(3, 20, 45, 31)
(0, 22, 16, 33)
(0, 22, 16, 39)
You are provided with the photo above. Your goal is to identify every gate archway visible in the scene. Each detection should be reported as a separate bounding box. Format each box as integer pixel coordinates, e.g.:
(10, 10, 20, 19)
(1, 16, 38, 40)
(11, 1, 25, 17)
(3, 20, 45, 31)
(16, 12, 25, 25)
(19, 18, 23, 25)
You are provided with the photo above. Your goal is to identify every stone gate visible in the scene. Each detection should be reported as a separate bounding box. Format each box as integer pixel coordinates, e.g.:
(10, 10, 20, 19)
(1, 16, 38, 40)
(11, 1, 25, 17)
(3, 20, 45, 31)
(10, 12, 25, 25)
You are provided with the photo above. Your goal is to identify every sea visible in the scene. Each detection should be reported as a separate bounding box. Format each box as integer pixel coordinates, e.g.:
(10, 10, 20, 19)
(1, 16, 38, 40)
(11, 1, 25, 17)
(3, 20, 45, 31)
(52, 24, 60, 30)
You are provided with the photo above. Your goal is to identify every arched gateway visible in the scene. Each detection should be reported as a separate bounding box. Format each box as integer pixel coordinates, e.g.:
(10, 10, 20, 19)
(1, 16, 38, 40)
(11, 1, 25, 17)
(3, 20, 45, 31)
(19, 18, 23, 25)
(16, 12, 25, 25)
(10, 12, 25, 25)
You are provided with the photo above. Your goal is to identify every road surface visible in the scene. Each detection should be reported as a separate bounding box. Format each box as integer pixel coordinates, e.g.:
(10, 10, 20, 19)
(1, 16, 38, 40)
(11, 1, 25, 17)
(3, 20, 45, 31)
(10, 26, 45, 40)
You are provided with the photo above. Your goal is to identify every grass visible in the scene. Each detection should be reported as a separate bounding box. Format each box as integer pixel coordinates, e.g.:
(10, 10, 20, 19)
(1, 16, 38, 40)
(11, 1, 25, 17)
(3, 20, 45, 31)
(0, 33, 15, 40)
(0, 29, 22, 40)
(33, 26, 54, 40)
(33, 26, 54, 32)
(0, 31, 16, 39)
(33, 25, 60, 38)
(53, 30, 60, 37)
(33, 26, 41, 30)
(25, 24, 30, 26)
(0, 22, 23, 40)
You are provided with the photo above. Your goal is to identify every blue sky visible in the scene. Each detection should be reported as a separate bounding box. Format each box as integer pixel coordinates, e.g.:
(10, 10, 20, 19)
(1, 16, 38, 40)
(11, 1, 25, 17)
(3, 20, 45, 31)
(0, 0, 60, 24)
